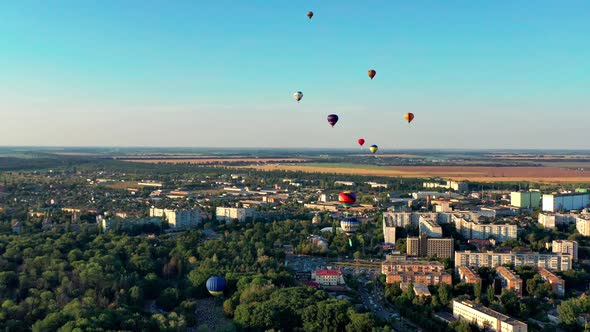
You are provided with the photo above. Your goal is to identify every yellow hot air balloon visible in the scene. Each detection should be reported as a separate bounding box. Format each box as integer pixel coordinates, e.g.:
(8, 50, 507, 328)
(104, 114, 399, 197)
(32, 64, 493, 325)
(369, 145, 378, 154)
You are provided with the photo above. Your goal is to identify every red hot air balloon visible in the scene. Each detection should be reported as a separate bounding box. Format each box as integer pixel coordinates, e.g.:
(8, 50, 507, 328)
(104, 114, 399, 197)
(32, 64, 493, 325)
(338, 191, 356, 209)
(404, 112, 415, 124)
(368, 69, 376, 80)
(307, 11, 313, 20)
(327, 114, 339, 127)
(358, 138, 365, 147)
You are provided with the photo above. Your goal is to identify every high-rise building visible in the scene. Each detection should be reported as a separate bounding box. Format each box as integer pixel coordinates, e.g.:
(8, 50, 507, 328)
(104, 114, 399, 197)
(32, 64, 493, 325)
(419, 215, 443, 238)
(576, 215, 590, 236)
(542, 193, 590, 212)
(383, 223, 396, 244)
(510, 191, 541, 208)
(496, 267, 523, 297)
(551, 240, 578, 262)
(454, 251, 572, 271)
(453, 300, 528, 332)
(149, 207, 202, 228)
(537, 213, 577, 229)
(406, 235, 454, 259)
(452, 215, 517, 242)
(215, 207, 255, 222)
(406, 237, 420, 257)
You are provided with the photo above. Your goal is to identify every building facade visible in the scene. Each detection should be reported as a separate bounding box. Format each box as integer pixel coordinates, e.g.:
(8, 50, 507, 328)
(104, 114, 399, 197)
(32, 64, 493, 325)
(576, 216, 590, 236)
(458, 266, 482, 286)
(149, 207, 202, 228)
(537, 268, 565, 296)
(453, 300, 528, 332)
(406, 235, 454, 259)
(496, 267, 523, 297)
(538, 213, 577, 229)
(382, 261, 452, 286)
(452, 215, 517, 242)
(419, 216, 443, 238)
(454, 251, 572, 271)
(312, 269, 345, 286)
(215, 207, 255, 222)
(383, 223, 396, 244)
(551, 240, 578, 262)
(510, 191, 541, 209)
(542, 193, 590, 212)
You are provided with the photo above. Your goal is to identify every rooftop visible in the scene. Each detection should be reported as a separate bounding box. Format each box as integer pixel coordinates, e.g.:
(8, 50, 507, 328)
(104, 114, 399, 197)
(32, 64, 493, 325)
(456, 300, 527, 327)
(315, 269, 343, 276)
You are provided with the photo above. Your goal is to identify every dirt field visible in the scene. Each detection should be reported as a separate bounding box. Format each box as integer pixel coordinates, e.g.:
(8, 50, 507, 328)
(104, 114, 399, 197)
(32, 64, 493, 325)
(234, 164, 590, 184)
(123, 158, 309, 164)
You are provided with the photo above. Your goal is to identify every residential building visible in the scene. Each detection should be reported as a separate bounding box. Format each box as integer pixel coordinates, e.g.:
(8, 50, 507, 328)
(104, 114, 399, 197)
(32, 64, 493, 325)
(538, 213, 577, 229)
(304, 203, 339, 212)
(537, 268, 565, 296)
(99, 217, 162, 231)
(551, 240, 578, 262)
(496, 267, 523, 297)
(312, 269, 345, 286)
(576, 215, 590, 236)
(458, 266, 481, 286)
(383, 224, 396, 244)
(454, 251, 572, 271)
(453, 300, 528, 332)
(405, 282, 432, 297)
(215, 207, 255, 222)
(406, 235, 454, 259)
(452, 215, 517, 242)
(510, 190, 541, 209)
(423, 181, 468, 192)
(334, 181, 355, 186)
(382, 261, 452, 286)
(149, 207, 202, 228)
(542, 192, 590, 212)
(419, 215, 443, 238)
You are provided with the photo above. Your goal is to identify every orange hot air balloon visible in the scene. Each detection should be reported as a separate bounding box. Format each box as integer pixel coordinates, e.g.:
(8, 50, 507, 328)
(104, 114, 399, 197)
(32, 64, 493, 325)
(368, 69, 376, 80)
(307, 11, 313, 20)
(404, 112, 415, 124)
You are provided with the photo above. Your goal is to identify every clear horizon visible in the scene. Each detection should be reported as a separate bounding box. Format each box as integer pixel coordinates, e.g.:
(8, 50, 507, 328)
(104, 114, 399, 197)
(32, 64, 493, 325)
(1, 1, 589, 149)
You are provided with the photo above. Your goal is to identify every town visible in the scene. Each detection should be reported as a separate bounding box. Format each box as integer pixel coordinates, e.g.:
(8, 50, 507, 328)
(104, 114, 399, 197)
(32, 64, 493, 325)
(1, 152, 589, 332)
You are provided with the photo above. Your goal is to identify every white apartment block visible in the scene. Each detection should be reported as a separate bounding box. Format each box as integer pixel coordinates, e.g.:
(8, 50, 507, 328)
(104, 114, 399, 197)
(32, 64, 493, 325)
(452, 215, 517, 242)
(538, 213, 577, 229)
(149, 207, 202, 228)
(383, 224, 396, 244)
(551, 240, 578, 262)
(454, 251, 572, 271)
(215, 207, 255, 222)
(576, 215, 590, 236)
(419, 216, 443, 238)
(453, 300, 527, 332)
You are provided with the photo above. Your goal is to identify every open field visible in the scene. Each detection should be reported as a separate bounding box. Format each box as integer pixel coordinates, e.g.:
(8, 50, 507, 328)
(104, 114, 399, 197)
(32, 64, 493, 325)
(123, 158, 309, 164)
(233, 163, 590, 183)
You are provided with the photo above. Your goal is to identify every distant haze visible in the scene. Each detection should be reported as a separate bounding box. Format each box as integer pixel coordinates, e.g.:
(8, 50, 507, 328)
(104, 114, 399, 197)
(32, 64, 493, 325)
(1, 1, 589, 149)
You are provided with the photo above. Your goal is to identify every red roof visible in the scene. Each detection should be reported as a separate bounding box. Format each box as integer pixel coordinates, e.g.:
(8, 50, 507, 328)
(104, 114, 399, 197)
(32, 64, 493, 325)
(315, 269, 342, 276)
(306, 282, 320, 288)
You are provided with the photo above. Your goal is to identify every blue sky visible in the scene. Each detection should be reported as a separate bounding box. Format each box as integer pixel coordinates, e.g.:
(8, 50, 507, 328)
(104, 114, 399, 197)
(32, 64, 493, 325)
(1, 1, 589, 149)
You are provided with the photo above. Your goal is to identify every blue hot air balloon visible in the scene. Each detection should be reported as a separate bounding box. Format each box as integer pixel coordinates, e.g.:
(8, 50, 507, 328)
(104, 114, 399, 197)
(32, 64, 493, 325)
(206, 276, 226, 296)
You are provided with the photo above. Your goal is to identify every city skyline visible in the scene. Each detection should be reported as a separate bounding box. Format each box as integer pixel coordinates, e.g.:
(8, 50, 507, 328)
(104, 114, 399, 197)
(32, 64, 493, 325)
(1, 1, 589, 148)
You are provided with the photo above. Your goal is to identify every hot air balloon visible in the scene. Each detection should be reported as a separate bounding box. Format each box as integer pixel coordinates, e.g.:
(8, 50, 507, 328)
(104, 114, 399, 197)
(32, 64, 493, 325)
(327, 114, 339, 127)
(206, 276, 226, 297)
(404, 112, 415, 124)
(338, 191, 356, 209)
(307, 11, 313, 20)
(368, 69, 376, 80)
(293, 91, 303, 103)
(358, 138, 365, 147)
(369, 145, 378, 154)
(340, 217, 359, 236)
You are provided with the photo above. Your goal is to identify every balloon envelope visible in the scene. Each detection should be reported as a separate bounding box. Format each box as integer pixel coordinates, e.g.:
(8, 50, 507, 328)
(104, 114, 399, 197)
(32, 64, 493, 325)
(368, 70, 376, 80)
(293, 91, 303, 102)
(404, 112, 415, 123)
(341, 217, 359, 235)
(338, 191, 356, 207)
(327, 114, 339, 127)
(369, 145, 378, 154)
(307, 11, 313, 19)
(206, 276, 226, 296)
(358, 138, 365, 146)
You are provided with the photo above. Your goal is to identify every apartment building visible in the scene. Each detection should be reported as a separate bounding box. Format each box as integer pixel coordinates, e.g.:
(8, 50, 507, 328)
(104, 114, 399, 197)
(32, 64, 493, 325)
(452, 215, 517, 242)
(537, 267, 565, 296)
(551, 240, 578, 262)
(383, 223, 396, 244)
(576, 215, 590, 236)
(312, 269, 345, 286)
(454, 251, 572, 271)
(458, 266, 482, 286)
(453, 300, 528, 332)
(419, 215, 443, 238)
(149, 207, 202, 228)
(215, 207, 255, 222)
(496, 267, 523, 297)
(537, 213, 577, 229)
(382, 260, 451, 286)
(406, 235, 454, 259)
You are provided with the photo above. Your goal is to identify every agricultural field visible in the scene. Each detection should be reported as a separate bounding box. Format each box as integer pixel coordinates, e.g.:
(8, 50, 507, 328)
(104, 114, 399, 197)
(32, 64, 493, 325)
(234, 163, 590, 184)
(122, 158, 309, 164)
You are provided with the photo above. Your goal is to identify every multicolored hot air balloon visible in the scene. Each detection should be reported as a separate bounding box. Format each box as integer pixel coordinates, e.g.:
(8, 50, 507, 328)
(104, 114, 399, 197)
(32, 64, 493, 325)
(340, 217, 360, 236)
(206, 276, 226, 297)
(338, 191, 356, 209)
(307, 11, 313, 20)
(293, 91, 303, 103)
(368, 69, 376, 80)
(404, 112, 415, 124)
(357, 138, 365, 147)
(327, 114, 339, 127)
(369, 145, 378, 154)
